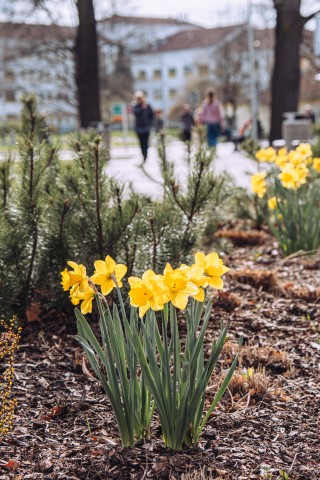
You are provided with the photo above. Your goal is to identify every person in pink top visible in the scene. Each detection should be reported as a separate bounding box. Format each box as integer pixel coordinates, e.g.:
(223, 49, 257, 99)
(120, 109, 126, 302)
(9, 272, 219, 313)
(199, 88, 224, 147)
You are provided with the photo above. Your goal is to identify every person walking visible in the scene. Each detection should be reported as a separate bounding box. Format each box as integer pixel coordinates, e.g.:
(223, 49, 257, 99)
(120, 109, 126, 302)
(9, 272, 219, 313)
(199, 88, 224, 148)
(132, 91, 154, 164)
(180, 104, 194, 142)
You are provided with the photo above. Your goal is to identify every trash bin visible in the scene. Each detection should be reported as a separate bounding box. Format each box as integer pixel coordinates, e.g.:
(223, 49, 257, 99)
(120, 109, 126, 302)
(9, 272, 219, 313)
(282, 112, 312, 148)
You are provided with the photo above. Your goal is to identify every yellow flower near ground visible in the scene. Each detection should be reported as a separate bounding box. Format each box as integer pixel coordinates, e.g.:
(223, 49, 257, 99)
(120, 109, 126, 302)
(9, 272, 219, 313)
(279, 161, 309, 189)
(296, 143, 312, 159)
(251, 171, 267, 198)
(71, 286, 95, 314)
(287, 150, 305, 167)
(61, 261, 88, 294)
(313, 158, 320, 173)
(128, 270, 167, 317)
(255, 147, 276, 163)
(194, 252, 229, 289)
(278, 148, 287, 156)
(91, 255, 127, 295)
(179, 264, 208, 302)
(274, 154, 288, 169)
(268, 196, 277, 210)
(163, 264, 199, 310)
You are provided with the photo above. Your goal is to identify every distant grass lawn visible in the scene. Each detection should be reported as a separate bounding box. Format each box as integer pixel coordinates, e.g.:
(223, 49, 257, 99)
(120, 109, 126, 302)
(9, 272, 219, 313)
(0, 128, 180, 154)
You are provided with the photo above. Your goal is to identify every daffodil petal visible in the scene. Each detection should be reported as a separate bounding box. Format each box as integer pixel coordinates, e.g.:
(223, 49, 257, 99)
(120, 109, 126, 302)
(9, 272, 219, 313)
(195, 252, 206, 266)
(193, 287, 205, 302)
(101, 278, 115, 296)
(105, 255, 116, 272)
(172, 292, 188, 310)
(207, 276, 224, 289)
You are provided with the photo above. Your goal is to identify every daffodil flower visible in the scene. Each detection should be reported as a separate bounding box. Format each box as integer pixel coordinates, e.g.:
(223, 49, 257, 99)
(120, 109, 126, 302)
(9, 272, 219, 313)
(70, 286, 95, 314)
(128, 270, 167, 317)
(163, 263, 199, 310)
(268, 196, 277, 211)
(61, 261, 88, 293)
(179, 264, 208, 302)
(251, 171, 267, 198)
(194, 252, 229, 289)
(91, 255, 127, 295)
(313, 158, 320, 173)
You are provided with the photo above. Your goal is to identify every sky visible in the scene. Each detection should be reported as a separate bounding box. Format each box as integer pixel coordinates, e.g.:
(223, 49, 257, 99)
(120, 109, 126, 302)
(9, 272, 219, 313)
(132, 0, 257, 27)
(1, 0, 318, 29)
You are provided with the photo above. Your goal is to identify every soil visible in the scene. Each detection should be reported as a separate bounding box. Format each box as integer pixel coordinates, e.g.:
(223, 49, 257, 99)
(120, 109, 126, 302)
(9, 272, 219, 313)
(1, 237, 319, 479)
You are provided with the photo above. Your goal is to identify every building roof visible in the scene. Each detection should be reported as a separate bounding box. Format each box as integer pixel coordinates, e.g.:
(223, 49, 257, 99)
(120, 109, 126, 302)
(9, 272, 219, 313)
(0, 22, 75, 42)
(134, 24, 246, 53)
(99, 14, 202, 28)
(134, 25, 314, 54)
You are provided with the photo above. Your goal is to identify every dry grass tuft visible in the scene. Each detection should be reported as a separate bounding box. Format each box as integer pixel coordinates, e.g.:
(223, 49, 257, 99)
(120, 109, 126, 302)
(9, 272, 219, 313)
(281, 282, 320, 301)
(240, 345, 293, 373)
(215, 229, 268, 246)
(229, 269, 280, 292)
(214, 291, 242, 312)
(227, 367, 269, 399)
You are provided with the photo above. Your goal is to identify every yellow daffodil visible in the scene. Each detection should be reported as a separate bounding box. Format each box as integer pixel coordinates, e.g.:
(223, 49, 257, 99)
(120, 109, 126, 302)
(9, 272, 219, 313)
(255, 147, 276, 163)
(251, 171, 267, 198)
(279, 164, 307, 190)
(278, 148, 287, 156)
(295, 163, 309, 187)
(313, 158, 320, 173)
(287, 150, 304, 167)
(296, 143, 312, 159)
(179, 264, 208, 302)
(194, 252, 229, 289)
(274, 154, 288, 168)
(163, 263, 199, 310)
(91, 255, 127, 295)
(128, 270, 167, 317)
(70, 286, 95, 314)
(61, 261, 88, 294)
(268, 196, 277, 210)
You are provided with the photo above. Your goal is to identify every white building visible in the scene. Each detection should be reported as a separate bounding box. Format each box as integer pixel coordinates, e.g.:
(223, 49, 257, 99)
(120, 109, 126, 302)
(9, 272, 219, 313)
(0, 15, 317, 132)
(0, 22, 78, 131)
(131, 25, 275, 127)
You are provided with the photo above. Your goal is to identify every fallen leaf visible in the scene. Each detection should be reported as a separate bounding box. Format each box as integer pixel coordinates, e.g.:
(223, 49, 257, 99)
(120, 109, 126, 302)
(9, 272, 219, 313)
(2, 460, 21, 471)
(26, 302, 41, 322)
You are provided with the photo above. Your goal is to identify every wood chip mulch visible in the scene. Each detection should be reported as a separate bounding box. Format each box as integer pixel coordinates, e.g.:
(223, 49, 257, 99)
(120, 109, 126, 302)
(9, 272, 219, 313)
(0, 241, 319, 479)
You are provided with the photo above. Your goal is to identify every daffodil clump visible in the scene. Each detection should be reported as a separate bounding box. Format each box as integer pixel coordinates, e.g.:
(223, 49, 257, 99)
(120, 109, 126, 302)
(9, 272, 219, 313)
(62, 252, 239, 450)
(251, 143, 320, 254)
(61, 252, 229, 317)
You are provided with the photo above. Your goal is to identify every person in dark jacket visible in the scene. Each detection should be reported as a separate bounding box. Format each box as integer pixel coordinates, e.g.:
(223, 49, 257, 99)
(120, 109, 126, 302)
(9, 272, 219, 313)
(132, 91, 154, 163)
(180, 104, 194, 142)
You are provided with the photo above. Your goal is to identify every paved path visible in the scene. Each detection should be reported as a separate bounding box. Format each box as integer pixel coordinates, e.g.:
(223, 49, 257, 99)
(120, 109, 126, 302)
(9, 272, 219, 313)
(0, 137, 255, 199)
(107, 138, 254, 199)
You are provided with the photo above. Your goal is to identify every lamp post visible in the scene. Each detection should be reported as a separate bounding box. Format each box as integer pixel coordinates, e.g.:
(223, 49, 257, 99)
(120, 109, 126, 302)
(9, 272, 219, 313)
(247, 0, 258, 141)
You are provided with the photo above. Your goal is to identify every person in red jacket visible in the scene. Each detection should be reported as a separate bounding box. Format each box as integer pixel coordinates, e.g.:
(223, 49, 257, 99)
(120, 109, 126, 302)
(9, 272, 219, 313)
(198, 88, 224, 147)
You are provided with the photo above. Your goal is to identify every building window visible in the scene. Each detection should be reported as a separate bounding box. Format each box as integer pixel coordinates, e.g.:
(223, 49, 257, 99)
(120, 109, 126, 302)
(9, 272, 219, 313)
(169, 88, 177, 99)
(153, 69, 161, 79)
(168, 68, 176, 78)
(154, 89, 162, 100)
(198, 64, 209, 76)
(5, 91, 15, 102)
(184, 66, 193, 77)
(4, 70, 14, 82)
(137, 70, 146, 80)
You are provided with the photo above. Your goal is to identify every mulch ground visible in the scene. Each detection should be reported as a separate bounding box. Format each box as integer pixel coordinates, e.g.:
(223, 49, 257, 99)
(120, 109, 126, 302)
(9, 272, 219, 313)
(1, 237, 319, 479)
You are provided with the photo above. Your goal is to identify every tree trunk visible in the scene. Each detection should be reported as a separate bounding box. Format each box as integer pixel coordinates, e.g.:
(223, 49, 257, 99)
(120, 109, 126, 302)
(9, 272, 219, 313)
(75, 0, 101, 128)
(270, 0, 304, 141)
